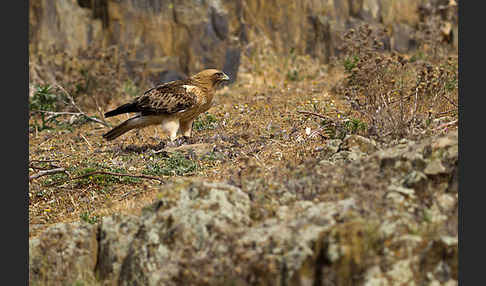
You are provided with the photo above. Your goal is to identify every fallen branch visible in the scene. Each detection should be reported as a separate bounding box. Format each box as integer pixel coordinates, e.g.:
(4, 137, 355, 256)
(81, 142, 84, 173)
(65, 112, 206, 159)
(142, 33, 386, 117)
(29, 159, 60, 163)
(44, 170, 163, 187)
(54, 84, 111, 127)
(434, 119, 458, 131)
(435, 109, 457, 117)
(29, 164, 60, 171)
(297, 110, 336, 122)
(29, 168, 67, 181)
(29, 159, 61, 170)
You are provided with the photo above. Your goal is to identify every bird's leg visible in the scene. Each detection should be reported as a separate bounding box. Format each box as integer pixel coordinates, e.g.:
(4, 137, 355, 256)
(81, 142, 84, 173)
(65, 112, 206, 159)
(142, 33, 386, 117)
(161, 118, 180, 147)
(180, 119, 194, 137)
(177, 119, 194, 145)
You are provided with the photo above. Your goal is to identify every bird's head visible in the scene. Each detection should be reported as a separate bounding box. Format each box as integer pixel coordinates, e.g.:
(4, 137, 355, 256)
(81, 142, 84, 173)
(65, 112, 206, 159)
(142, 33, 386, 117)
(190, 69, 230, 89)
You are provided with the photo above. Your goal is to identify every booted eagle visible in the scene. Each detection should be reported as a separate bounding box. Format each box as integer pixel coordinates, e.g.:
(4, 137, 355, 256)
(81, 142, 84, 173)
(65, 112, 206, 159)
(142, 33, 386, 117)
(102, 69, 229, 141)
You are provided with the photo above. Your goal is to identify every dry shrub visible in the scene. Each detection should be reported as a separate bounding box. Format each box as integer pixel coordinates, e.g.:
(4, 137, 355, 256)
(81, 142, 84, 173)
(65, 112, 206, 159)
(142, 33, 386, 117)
(332, 21, 457, 140)
(239, 37, 327, 89)
(29, 45, 142, 113)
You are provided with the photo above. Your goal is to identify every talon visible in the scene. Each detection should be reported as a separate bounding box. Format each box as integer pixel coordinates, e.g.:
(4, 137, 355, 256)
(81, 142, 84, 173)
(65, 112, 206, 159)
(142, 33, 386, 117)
(165, 140, 177, 148)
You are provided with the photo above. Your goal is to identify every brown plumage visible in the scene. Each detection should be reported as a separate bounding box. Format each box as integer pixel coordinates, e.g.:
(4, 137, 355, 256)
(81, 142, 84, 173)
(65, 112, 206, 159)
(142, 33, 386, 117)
(103, 69, 229, 141)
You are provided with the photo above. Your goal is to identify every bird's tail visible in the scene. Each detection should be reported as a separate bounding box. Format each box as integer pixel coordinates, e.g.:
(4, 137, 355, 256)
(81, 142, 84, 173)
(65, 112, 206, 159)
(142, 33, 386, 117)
(104, 103, 137, 118)
(103, 116, 141, 141)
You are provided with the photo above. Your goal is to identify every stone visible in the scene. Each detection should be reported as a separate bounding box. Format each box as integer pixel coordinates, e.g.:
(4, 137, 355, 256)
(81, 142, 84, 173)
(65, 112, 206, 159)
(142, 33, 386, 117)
(424, 159, 446, 175)
(343, 135, 378, 154)
(28, 131, 459, 286)
(29, 222, 98, 285)
(30, 0, 455, 82)
(96, 214, 141, 284)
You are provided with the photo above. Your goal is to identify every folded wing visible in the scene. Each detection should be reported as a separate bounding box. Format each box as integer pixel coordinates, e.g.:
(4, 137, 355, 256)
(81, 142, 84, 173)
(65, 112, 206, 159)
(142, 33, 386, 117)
(135, 81, 200, 115)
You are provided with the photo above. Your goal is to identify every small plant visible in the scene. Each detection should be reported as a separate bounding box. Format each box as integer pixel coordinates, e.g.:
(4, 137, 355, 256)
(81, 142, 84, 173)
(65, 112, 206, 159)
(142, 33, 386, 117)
(41, 172, 69, 186)
(80, 212, 99, 224)
(29, 85, 59, 130)
(201, 151, 225, 162)
(123, 80, 140, 97)
(143, 152, 197, 176)
(75, 166, 141, 186)
(320, 116, 366, 140)
(193, 112, 218, 131)
(343, 55, 360, 73)
(77, 167, 116, 186)
(409, 51, 424, 63)
(286, 69, 299, 81)
(344, 118, 367, 134)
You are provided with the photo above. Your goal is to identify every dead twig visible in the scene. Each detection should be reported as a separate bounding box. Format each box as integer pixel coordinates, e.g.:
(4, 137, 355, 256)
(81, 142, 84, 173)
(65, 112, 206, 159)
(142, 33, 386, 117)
(297, 110, 336, 123)
(44, 170, 163, 187)
(440, 94, 458, 107)
(435, 109, 457, 117)
(54, 84, 111, 127)
(29, 159, 61, 171)
(29, 159, 60, 163)
(410, 86, 420, 134)
(434, 119, 458, 131)
(30, 110, 83, 116)
(79, 134, 93, 150)
(29, 164, 60, 170)
(30, 110, 85, 122)
(29, 168, 67, 181)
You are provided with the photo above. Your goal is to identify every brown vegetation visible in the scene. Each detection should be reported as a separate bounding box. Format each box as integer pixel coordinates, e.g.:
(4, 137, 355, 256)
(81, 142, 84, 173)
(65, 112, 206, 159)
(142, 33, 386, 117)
(29, 10, 457, 239)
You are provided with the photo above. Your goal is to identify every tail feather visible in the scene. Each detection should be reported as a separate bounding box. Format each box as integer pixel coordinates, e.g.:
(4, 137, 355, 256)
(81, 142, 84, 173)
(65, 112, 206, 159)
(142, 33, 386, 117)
(104, 103, 137, 118)
(103, 117, 139, 141)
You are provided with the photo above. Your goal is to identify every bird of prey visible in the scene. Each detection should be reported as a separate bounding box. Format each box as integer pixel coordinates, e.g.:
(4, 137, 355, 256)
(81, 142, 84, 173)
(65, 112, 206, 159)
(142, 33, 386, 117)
(102, 69, 229, 142)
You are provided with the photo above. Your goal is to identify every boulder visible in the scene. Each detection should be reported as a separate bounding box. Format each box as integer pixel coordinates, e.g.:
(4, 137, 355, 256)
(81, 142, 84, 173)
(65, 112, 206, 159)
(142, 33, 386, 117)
(29, 131, 458, 285)
(29, 221, 98, 285)
(29, 0, 457, 83)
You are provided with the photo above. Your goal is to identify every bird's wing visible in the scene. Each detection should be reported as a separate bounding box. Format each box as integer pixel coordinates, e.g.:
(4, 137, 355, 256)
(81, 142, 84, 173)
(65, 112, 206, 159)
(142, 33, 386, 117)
(133, 81, 202, 115)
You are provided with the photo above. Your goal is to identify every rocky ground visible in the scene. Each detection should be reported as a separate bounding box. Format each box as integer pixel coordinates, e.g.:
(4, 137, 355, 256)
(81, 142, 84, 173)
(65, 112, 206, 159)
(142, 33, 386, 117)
(29, 47, 458, 284)
(29, 129, 458, 285)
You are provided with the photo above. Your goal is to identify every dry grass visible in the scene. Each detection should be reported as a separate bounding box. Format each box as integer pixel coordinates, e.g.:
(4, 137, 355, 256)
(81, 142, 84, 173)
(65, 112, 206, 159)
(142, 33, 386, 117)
(29, 17, 458, 238)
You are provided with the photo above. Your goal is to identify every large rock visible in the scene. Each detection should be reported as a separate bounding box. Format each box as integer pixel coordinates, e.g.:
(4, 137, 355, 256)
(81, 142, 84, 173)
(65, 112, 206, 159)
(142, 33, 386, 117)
(29, 0, 241, 83)
(29, 131, 458, 285)
(116, 180, 251, 285)
(29, 221, 98, 285)
(96, 214, 141, 285)
(29, 0, 457, 83)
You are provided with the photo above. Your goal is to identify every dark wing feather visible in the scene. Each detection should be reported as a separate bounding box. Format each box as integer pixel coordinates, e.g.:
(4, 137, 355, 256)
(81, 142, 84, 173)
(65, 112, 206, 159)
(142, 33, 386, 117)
(134, 80, 198, 115)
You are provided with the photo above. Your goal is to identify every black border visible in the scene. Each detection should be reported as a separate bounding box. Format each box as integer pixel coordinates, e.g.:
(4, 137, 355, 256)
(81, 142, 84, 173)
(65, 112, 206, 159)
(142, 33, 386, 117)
(458, 1, 475, 285)
(4, 0, 29, 284)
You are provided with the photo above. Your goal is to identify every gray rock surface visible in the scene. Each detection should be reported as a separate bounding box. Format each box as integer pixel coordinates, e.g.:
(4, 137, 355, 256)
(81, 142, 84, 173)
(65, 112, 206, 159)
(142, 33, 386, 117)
(29, 131, 458, 285)
(29, 222, 98, 285)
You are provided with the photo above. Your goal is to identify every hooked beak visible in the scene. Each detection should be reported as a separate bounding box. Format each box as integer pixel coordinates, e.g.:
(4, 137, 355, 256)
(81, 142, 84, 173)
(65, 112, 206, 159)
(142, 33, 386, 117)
(222, 73, 230, 81)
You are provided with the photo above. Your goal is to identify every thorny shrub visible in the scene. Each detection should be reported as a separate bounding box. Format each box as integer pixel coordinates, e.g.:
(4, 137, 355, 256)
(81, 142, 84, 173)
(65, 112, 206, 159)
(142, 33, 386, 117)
(332, 20, 457, 139)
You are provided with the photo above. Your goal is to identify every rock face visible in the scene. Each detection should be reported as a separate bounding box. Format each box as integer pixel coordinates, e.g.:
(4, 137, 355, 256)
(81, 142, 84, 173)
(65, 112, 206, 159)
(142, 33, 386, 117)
(29, 222, 98, 284)
(29, 0, 457, 82)
(29, 131, 458, 286)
